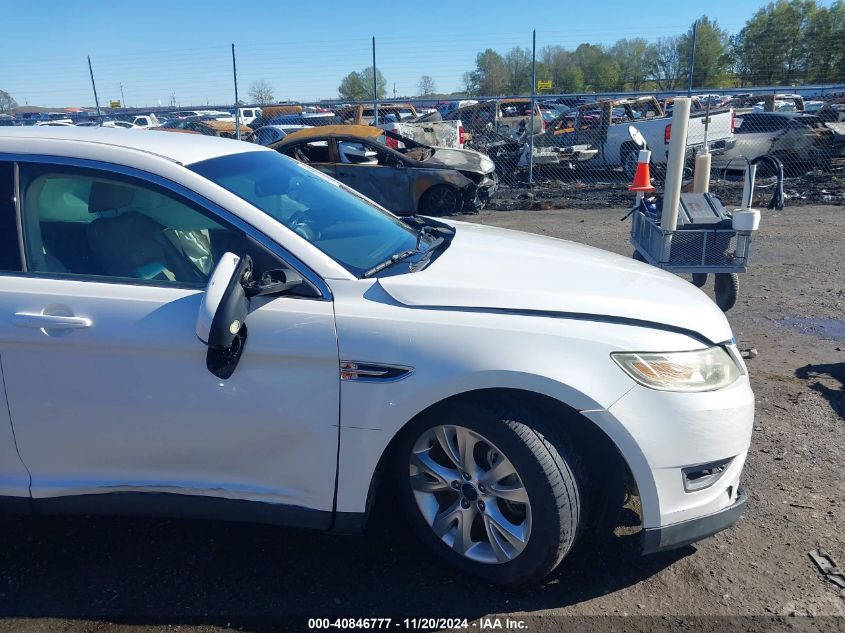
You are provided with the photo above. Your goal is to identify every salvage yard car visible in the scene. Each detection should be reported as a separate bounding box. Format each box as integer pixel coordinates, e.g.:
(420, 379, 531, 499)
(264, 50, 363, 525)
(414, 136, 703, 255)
(0, 127, 752, 587)
(272, 125, 497, 215)
(541, 96, 736, 179)
(710, 112, 837, 175)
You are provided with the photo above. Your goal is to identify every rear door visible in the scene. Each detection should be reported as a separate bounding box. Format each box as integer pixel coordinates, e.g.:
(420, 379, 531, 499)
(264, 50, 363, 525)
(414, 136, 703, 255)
(0, 161, 30, 498)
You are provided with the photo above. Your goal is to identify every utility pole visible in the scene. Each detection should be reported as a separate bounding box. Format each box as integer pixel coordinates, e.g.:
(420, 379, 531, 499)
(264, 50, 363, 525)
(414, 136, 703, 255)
(87, 56, 102, 123)
(687, 20, 698, 97)
(393, 82, 396, 99)
(372, 36, 378, 125)
(120, 83, 126, 108)
(231, 43, 241, 140)
(528, 29, 536, 185)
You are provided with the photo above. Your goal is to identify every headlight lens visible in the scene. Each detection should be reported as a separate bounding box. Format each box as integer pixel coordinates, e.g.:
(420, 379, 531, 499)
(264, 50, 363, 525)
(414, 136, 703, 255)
(611, 346, 740, 392)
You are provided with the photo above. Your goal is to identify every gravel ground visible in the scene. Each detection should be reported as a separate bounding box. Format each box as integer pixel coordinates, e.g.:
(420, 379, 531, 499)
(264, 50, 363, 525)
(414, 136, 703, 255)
(0, 204, 843, 633)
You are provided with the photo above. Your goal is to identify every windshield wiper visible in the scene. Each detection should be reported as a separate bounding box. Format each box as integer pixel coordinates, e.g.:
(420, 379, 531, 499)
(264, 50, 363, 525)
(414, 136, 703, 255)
(363, 223, 453, 278)
(362, 248, 421, 278)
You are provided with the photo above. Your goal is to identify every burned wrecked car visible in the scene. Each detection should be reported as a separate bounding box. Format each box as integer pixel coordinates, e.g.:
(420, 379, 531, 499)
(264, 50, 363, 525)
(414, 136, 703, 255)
(271, 125, 497, 215)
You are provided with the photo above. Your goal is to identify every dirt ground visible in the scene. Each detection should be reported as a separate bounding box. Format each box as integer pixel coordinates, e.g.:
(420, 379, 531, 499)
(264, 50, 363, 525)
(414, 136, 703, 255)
(0, 204, 843, 633)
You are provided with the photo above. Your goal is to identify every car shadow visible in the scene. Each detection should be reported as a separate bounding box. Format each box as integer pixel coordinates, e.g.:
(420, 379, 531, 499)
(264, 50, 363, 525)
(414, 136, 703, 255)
(795, 362, 845, 420)
(0, 505, 690, 631)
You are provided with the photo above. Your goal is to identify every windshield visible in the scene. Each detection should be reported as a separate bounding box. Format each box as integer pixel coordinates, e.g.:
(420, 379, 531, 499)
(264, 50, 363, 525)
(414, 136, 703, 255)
(189, 151, 418, 277)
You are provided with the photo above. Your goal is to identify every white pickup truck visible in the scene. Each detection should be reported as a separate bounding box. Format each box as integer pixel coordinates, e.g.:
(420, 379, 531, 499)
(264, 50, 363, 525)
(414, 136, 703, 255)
(541, 96, 735, 178)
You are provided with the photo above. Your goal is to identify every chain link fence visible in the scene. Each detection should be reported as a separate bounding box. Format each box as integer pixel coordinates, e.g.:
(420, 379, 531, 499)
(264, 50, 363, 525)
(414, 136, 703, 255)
(3, 22, 844, 214)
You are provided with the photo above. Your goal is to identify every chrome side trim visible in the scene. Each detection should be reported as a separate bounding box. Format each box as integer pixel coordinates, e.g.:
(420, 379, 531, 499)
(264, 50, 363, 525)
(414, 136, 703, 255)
(2, 153, 332, 301)
(340, 361, 414, 383)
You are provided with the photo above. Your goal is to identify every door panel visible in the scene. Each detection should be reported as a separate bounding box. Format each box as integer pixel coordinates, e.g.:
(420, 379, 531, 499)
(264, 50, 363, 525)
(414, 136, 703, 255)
(334, 164, 411, 213)
(0, 275, 339, 512)
(0, 358, 29, 497)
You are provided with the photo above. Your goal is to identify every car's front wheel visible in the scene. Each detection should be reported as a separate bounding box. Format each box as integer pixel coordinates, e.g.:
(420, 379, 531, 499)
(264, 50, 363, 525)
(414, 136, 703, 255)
(397, 402, 583, 586)
(419, 185, 462, 216)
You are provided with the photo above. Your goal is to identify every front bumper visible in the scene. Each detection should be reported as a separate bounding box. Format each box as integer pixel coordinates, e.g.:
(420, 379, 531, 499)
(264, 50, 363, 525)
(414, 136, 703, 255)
(642, 487, 748, 554)
(464, 174, 498, 212)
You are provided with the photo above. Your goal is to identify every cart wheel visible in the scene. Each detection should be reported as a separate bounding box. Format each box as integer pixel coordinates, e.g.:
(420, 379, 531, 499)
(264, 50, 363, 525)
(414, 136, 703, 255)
(632, 250, 646, 263)
(714, 273, 739, 312)
(691, 273, 707, 288)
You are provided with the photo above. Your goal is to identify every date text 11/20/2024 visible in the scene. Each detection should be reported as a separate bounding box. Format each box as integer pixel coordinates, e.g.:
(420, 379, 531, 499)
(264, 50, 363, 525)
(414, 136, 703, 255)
(308, 618, 527, 630)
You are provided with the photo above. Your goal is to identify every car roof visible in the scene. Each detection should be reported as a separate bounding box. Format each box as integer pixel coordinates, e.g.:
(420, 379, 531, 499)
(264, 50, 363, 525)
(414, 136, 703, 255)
(0, 126, 265, 165)
(278, 125, 382, 144)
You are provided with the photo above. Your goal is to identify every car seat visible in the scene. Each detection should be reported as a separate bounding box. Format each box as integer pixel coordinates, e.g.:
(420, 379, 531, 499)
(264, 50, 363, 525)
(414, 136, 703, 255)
(85, 181, 206, 283)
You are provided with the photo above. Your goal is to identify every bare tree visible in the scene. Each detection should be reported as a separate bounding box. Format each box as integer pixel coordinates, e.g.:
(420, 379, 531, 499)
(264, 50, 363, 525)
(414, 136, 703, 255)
(417, 75, 436, 96)
(0, 90, 17, 114)
(646, 36, 684, 90)
(248, 80, 275, 105)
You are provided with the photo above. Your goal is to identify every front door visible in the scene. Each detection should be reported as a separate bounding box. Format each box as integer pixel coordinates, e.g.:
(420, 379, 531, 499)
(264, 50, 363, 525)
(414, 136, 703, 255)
(333, 140, 412, 213)
(0, 160, 340, 519)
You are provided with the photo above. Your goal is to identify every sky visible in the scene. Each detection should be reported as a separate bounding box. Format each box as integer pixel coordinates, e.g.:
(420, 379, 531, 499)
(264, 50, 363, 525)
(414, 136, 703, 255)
(0, 0, 828, 108)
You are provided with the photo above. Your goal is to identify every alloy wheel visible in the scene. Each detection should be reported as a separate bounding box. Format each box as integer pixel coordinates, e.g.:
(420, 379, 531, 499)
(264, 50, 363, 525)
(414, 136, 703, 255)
(408, 425, 532, 564)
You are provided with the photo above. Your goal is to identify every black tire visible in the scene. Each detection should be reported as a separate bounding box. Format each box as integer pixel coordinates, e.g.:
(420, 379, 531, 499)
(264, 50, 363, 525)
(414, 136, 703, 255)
(419, 184, 462, 216)
(714, 273, 739, 311)
(397, 402, 583, 587)
(691, 273, 708, 288)
(632, 250, 646, 263)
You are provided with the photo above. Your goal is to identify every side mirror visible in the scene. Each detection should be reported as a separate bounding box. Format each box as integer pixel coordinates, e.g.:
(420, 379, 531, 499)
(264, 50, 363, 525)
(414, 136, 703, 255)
(243, 268, 303, 297)
(196, 252, 251, 380)
(196, 254, 306, 380)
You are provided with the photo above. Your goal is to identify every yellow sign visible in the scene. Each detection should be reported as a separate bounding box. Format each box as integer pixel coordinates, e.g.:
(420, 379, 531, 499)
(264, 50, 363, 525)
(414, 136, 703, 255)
(537, 80, 553, 90)
(109, 100, 121, 108)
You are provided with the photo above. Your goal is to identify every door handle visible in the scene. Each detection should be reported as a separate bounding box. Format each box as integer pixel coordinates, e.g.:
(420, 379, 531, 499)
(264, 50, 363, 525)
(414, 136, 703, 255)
(13, 312, 92, 329)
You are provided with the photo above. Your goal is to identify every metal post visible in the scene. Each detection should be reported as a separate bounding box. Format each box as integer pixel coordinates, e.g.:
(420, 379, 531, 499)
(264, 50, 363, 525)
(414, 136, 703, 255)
(372, 37, 378, 126)
(528, 29, 536, 185)
(87, 56, 102, 124)
(231, 44, 241, 140)
(120, 83, 126, 108)
(687, 20, 698, 97)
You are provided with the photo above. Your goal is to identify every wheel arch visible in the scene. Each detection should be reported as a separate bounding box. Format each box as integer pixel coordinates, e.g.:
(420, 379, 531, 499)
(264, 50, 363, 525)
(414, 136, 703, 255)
(361, 386, 648, 535)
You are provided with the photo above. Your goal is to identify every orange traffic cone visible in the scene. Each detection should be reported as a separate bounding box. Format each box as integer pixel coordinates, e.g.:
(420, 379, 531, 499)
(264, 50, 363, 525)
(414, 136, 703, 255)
(629, 149, 655, 192)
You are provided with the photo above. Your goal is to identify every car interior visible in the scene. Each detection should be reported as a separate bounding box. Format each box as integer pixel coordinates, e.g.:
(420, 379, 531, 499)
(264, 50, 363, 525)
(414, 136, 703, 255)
(20, 171, 273, 286)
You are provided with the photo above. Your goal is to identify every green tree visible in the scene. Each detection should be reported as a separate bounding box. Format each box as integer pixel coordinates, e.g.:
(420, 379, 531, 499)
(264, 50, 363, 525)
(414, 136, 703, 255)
(338, 66, 386, 101)
(466, 49, 508, 96)
(610, 38, 651, 90)
(572, 43, 619, 91)
(735, 1, 818, 85)
(503, 47, 533, 94)
(804, 1, 845, 83)
(559, 65, 585, 92)
(680, 16, 731, 89)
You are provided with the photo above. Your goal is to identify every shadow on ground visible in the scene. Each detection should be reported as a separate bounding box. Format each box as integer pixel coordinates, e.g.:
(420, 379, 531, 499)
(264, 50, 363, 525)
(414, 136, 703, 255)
(796, 362, 845, 419)
(0, 504, 690, 631)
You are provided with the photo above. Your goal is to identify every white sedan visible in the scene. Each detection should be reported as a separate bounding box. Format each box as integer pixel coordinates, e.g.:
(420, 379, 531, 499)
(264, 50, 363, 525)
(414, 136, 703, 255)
(0, 127, 753, 586)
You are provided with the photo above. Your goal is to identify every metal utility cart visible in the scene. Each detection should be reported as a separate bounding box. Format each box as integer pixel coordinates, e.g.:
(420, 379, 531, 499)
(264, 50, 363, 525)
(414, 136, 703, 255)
(625, 101, 780, 312)
(630, 192, 752, 311)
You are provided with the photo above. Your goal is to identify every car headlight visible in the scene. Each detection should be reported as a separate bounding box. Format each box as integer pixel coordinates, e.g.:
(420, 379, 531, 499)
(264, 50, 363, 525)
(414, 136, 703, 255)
(611, 346, 741, 392)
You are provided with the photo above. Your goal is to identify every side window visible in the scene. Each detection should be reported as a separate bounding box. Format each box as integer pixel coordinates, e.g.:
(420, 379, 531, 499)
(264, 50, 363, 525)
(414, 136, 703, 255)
(18, 164, 277, 287)
(285, 141, 331, 163)
(337, 141, 380, 165)
(0, 163, 22, 272)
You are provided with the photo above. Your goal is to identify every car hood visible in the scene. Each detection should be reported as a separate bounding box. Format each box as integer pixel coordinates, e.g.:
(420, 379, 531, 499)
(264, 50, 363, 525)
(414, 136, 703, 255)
(421, 148, 495, 175)
(378, 221, 733, 344)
